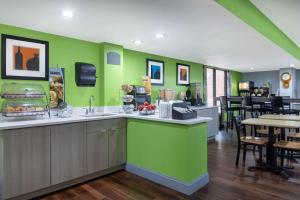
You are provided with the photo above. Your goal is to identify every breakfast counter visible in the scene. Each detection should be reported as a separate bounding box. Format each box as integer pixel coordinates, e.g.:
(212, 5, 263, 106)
(0, 112, 211, 130)
(0, 111, 211, 199)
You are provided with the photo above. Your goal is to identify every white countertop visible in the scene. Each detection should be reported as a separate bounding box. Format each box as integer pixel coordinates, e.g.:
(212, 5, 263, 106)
(0, 112, 212, 130)
(190, 106, 219, 110)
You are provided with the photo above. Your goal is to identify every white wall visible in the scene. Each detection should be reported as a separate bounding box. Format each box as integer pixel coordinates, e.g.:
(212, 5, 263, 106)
(243, 70, 279, 94)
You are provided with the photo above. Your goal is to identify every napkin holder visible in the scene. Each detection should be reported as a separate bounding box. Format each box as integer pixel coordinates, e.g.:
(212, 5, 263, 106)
(172, 102, 197, 120)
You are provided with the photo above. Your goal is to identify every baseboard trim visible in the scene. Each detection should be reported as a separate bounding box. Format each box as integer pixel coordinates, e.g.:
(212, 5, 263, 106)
(125, 163, 209, 195)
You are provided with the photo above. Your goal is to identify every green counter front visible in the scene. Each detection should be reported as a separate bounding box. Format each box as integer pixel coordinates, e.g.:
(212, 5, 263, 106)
(126, 118, 209, 195)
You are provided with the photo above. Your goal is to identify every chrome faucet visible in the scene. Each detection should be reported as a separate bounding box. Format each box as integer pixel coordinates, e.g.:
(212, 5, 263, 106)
(89, 95, 95, 113)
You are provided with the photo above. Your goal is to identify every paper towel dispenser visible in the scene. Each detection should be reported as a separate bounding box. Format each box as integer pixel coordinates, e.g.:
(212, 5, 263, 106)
(75, 62, 97, 87)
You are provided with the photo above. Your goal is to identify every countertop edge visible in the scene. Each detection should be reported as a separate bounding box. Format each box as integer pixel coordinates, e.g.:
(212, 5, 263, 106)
(0, 114, 212, 130)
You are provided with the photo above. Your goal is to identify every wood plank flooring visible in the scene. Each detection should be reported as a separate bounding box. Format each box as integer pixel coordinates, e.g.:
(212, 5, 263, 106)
(40, 131, 300, 200)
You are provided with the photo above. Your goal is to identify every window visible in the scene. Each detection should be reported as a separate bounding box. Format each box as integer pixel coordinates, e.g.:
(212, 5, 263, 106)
(215, 69, 226, 107)
(204, 67, 227, 107)
(206, 68, 214, 107)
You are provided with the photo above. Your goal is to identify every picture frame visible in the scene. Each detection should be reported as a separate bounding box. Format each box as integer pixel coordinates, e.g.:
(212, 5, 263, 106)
(146, 59, 164, 85)
(1, 34, 49, 80)
(176, 63, 190, 85)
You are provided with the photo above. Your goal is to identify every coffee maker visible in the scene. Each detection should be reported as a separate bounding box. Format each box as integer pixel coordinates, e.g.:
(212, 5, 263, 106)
(127, 85, 151, 108)
(185, 83, 204, 106)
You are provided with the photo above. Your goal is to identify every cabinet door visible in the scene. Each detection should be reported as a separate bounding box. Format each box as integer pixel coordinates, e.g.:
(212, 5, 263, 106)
(87, 129, 109, 174)
(4, 127, 51, 199)
(109, 128, 126, 167)
(51, 123, 87, 185)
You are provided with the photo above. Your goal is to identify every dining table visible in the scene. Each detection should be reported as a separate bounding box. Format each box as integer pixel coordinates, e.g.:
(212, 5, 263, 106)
(259, 114, 300, 121)
(259, 114, 300, 161)
(241, 118, 300, 173)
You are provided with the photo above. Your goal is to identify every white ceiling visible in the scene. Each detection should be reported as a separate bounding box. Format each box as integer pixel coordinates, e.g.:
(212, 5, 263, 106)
(251, 0, 300, 48)
(0, 0, 299, 72)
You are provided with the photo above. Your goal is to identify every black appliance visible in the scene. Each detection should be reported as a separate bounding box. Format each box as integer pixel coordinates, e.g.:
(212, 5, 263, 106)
(75, 62, 97, 86)
(238, 81, 254, 96)
(185, 83, 204, 106)
(127, 85, 151, 108)
(172, 102, 197, 120)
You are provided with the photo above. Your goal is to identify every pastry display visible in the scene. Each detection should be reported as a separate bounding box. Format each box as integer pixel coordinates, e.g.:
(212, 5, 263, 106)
(121, 84, 133, 93)
(1, 82, 45, 98)
(4, 106, 45, 113)
(0, 83, 49, 117)
(49, 70, 64, 109)
(50, 90, 58, 108)
(2, 99, 47, 116)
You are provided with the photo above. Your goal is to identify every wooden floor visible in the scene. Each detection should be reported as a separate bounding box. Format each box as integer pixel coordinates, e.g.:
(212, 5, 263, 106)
(40, 131, 300, 200)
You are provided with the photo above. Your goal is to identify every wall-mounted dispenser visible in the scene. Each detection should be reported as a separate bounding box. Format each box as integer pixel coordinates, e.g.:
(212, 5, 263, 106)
(75, 62, 97, 87)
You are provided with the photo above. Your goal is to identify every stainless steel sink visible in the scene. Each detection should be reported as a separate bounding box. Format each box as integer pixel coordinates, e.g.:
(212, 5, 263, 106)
(81, 113, 118, 117)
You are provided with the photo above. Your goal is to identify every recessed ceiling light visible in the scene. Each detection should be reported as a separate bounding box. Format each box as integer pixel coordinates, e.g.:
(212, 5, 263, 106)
(133, 40, 142, 45)
(250, 67, 254, 70)
(155, 33, 165, 38)
(290, 64, 295, 67)
(61, 10, 74, 18)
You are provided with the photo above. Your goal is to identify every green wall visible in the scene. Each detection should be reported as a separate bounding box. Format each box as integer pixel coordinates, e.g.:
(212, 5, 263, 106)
(127, 119, 207, 183)
(231, 71, 243, 96)
(0, 23, 102, 107)
(100, 43, 124, 106)
(0, 23, 241, 107)
(123, 49, 204, 101)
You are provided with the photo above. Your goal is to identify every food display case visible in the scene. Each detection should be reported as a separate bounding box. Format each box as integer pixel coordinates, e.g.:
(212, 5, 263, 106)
(2, 99, 48, 117)
(1, 82, 45, 98)
(1, 83, 50, 117)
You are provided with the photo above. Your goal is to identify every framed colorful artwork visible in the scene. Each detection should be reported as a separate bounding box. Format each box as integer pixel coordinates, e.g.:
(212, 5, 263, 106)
(1, 34, 49, 80)
(146, 59, 164, 85)
(176, 63, 190, 85)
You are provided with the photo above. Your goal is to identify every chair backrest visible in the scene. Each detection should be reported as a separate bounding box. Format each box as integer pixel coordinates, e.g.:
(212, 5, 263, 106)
(271, 96, 283, 112)
(243, 96, 253, 108)
(251, 110, 259, 118)
(233, 115, 245, 143)
(282, 96, 291, 107)
(219, 96, 228, 110)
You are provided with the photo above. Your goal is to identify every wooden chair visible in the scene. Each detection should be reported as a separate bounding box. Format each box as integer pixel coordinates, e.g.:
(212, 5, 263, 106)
(287, 133, 300, 141)
(234, 115, 268, 167)
(244, 96, 265, 117)
(287, 133, 300, 160)
(270, 96, 298, 115)
(255, 128, 280, 136)
(220, 96, 241, 131)
(251, 111, 280, 137)
(273, 141, 300, 166)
